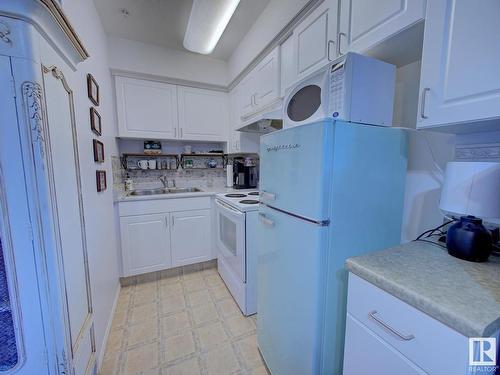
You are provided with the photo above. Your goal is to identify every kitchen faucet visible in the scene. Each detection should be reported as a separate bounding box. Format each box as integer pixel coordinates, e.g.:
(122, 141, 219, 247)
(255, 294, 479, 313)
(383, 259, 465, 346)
(159, 175, 168, 188)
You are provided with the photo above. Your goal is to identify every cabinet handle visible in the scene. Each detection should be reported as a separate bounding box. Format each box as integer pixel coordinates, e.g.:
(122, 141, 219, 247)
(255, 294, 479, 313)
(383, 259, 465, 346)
(259, 213, 275, 227)
(165, 217, 168, 228)
(420, 88, 430, 119)
(171, 215, 175, 226)
(368, 310, 415, 341)
(180, 128, 183, 138)
(174, 128, 177, 138)
(337, 32, 346, 56)
(327, 40, 335, 61)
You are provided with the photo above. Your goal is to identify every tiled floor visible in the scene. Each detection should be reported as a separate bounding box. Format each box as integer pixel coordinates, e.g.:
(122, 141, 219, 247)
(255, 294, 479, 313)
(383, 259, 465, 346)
(100, 266, 268, 375)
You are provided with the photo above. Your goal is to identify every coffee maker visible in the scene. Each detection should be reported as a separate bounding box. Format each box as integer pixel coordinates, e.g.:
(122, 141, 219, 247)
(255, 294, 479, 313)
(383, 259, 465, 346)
(233, 157, 258, 189)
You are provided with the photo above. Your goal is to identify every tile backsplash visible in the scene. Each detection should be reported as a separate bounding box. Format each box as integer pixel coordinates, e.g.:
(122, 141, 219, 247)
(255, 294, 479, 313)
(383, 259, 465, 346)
(111, 156, 227, 192)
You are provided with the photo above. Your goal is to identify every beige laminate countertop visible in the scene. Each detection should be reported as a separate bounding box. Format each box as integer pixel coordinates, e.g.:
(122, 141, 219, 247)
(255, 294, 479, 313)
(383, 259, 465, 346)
(346, 241, 500, 337)
(114, 187, 257, 202)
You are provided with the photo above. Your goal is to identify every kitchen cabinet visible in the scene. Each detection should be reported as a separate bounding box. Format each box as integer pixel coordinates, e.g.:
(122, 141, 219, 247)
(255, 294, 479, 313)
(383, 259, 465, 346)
(177, 86, 228, 141)
(280, 33, 296, 98)
(115, 76, 178, 139)
(118, 197, 214, 276)
(292, 0, 339, 82)
(338, 0, 425, 55)
(343, 273, 468, 375)
(239, 47, 281, 120)
(120, 213, 171, 276)
(170, 209, 212, 267)
(115, 76, 229, 140)
(417, 0, 500, 131)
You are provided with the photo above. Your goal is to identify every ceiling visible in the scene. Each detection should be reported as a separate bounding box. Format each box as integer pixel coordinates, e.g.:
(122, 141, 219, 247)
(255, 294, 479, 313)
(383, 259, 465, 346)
(93, 0, 270, 60)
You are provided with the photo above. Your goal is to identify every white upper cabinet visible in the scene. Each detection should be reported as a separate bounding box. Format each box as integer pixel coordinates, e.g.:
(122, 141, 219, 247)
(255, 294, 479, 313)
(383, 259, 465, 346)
(253, 47, 281, 110)
(280, 34, 296, 98)
(338, 0, 425, 54)
(170, 209, 212, 267)
(417, 0, 500, 131)
(293, 0, 339, 81)
(239, 47, 281, 119)
(116, 76, 178, 139)
(177, 86, 228, 141)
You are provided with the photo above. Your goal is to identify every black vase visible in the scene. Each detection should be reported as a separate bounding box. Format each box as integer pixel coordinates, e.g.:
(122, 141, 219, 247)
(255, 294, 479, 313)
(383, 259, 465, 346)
(446, 216, 492, 262)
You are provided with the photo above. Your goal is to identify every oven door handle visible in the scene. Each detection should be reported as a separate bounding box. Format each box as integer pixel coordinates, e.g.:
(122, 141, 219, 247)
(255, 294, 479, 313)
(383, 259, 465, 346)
(215, 199, 245, 218)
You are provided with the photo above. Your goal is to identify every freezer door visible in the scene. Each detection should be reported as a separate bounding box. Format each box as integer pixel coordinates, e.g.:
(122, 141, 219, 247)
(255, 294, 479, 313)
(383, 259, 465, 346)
(259, 120, 333, 221)
(257, 205, 328, 375)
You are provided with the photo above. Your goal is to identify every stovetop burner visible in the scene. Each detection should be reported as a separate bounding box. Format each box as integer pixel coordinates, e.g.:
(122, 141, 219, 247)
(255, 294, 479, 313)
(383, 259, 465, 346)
(248, 192, 259, 196)
(239, 199, 259, 205)
(225, 193, 247, 198)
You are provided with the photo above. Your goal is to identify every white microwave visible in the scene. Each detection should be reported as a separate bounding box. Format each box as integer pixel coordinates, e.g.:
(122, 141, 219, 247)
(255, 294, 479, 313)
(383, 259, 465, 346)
(283, 52, 396, 128)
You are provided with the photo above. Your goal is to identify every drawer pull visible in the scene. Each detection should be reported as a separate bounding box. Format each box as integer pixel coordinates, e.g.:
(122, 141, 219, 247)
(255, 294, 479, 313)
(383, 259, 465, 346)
(368, 310, 415, 341)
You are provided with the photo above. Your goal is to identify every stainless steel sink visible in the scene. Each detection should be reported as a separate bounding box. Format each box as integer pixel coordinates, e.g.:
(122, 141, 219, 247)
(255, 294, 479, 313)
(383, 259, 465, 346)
(128, 187, 202, 196)
(129, 188, 168, 196)
(166, 187, 202, 193)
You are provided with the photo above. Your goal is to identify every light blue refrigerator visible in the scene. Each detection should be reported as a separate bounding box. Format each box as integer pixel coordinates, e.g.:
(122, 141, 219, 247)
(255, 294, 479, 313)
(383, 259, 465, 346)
(257, 119, 408, 374)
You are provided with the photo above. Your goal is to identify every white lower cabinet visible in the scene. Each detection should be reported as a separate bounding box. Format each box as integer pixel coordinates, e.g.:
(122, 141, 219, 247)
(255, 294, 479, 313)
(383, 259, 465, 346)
(119, 197, 214, 276)
(171, 209, 212, 267)
(120, 213, 171, 276)
(344, 314, 426, 374)
(344, 273, 469, 375)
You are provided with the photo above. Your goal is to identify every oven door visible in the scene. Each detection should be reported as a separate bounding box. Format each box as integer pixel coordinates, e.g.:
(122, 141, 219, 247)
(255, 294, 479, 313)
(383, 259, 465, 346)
(215, 199, 246, 282)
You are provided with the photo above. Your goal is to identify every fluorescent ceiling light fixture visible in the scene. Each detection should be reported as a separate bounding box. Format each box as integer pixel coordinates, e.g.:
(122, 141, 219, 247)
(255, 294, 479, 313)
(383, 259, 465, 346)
(183, 0, 240, 54)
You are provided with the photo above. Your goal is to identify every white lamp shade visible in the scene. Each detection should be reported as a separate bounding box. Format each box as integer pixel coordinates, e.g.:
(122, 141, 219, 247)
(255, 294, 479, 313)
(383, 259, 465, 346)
(183, 0, 240, 55)
(439, 161, 500, 219)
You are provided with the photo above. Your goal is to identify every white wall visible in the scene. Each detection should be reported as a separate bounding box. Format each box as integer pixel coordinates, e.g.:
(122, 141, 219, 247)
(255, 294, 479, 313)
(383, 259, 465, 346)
(107, 36, 229, 86)
(228, 0, 310, 81)
(393, 61, 456, 242)
(60, 0, 121, 367)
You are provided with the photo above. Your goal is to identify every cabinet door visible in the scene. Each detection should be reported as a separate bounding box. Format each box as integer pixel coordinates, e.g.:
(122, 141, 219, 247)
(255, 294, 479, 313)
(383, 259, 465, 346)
(339, 0, 425, 54)
(417, 0, 500, 130)
(253, 47, 281, 110)
(293, 0, 339, 81)
(343, 314, 426, 375)
(280, 33, 296, 97)
(115, 76, 178, 139)
(170, 210, 212, 267)
(239, 73, 256, 118)
(120, 214, 171, 276)
(178, 86, 229, 141)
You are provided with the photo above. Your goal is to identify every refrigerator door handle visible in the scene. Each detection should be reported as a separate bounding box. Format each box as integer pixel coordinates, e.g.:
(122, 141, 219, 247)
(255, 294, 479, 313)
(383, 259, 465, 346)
(261, 190, 276, 201)
(258, 213, 275, 227)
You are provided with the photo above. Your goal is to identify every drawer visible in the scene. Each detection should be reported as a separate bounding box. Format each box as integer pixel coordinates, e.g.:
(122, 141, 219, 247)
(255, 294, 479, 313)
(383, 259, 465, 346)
(347, 273, 468, 375)
(118, 196, 211, 216)
(343, 314, 425, 375)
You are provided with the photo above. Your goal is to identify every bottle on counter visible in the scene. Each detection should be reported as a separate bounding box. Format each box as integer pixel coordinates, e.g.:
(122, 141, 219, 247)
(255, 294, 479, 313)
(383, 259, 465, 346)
(124, 173, 134, 192)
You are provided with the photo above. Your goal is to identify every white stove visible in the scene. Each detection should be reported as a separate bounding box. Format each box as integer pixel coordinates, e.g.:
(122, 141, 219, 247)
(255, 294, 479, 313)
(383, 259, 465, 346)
(214, 191, 260, 315)
(215, 191, 260, 212)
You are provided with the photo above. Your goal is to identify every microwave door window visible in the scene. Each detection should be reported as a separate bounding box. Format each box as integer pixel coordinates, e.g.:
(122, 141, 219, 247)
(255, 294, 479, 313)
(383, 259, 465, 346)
(287, 85, 321, 122)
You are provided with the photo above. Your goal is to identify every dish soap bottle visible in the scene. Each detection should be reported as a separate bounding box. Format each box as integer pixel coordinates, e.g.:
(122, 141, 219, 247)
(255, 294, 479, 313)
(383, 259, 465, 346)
(124, 173, 133, 192)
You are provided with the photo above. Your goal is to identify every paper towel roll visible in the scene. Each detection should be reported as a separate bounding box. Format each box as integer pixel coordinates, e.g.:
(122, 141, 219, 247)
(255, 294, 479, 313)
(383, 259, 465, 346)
(226, 164, 233, 187)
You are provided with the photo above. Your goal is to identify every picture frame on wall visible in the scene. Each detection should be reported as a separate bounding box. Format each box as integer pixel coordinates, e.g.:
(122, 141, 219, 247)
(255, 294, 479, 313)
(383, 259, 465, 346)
(93, 139, 104, 163)
(87, 73, 99, 106)
(96, 170, 106, 192)
(90, 107, 102, 136)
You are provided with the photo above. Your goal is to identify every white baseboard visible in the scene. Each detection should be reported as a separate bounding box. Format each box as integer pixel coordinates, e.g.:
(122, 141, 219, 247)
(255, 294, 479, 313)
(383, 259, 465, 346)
(97, 282, 121, 372)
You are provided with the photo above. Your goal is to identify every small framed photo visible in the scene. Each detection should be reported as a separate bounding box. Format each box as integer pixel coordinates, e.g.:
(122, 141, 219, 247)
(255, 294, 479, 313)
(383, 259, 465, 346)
(87, 73, 99, 106)
(96, 170, 106, 192)
(93, 139, 104, 163)
(90, 107, 102, 136)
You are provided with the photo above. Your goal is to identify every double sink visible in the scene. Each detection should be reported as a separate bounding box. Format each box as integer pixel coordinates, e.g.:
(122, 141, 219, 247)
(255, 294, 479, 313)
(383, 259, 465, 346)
(128, 187, 202, 196)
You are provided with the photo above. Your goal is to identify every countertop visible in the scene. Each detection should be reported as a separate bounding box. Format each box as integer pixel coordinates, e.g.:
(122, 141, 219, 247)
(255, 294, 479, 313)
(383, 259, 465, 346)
(114, 187, 256, 202)
(346, 241, 500, 337)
